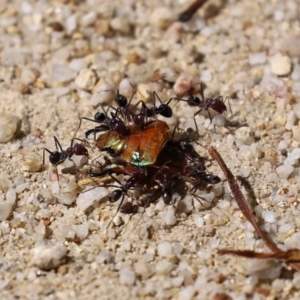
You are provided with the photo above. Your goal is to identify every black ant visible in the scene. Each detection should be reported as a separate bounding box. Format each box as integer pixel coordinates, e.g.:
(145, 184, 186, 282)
(79, 106, 131, 139)
(43, 136, 90, 181)
(89, 165, 148, 227)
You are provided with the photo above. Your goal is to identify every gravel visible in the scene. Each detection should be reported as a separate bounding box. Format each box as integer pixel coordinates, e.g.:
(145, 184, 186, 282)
(0, 0, 300, 299)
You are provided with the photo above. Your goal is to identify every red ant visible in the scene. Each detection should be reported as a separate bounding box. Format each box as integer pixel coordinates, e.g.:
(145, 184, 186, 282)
(43, 136, 90, 182)
(179, 83, 230, 123)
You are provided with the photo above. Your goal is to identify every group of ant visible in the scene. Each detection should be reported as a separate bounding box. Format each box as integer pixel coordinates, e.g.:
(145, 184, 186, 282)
(43, 83, 229, 225)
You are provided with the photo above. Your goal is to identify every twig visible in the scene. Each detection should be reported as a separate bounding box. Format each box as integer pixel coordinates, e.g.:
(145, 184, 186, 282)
(178, 0, 208, 22)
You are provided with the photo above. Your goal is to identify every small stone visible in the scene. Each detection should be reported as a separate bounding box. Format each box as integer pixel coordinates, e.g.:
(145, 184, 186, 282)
(136, 83, 152, 102)
(31, 244, 67, 271)
(56, 179, 78, 206)
(0, 202, 13, 221)
(157, 241, 173, 257)
(119, 267, 136, 285)
(276, 164, 294, 179)
(110, 17, 131, 34)
(160, 209, 176, 226)
(69, 58, 87, 72)
(150, 7, 174, 29)
(234, 126, 255, 145)
(173, 72, 199, 96)
(75, 68, 97, 91)
(95, 19, 110, 35)
(292, 126, 300, 142)
(10, 82, 30, 94)
(271, 56, 292, 76)
(76, 187, 109, 211)
(0, 114, 21, 143)
(90, 81, 115, 106)
(248, 52, 267, 65)
(80, 11, 97, 27)
(51, 64, 77, 83)
(22, 153, 43, 172)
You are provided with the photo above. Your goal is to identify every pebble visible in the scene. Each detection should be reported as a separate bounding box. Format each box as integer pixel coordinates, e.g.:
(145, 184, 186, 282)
(0, 202, 13, 221)
(76, 187, 109, 211)
(160, 209, 176, 226)
(110, 17, 131, 34)
(157, 241, 173, 257)
(276, 164, 294, 179)
(248, 52, 267, 65)
(155, 260, 174, 274)
(234, 126, 254, 145)
(119, 267, 136, 285)
(90, 81, 115, 106)
(55, 178, 78, 205)
(118, 78, 135, 98)
(10, 82, 30, 94)
(20, 68, 39, 85)
(270, 55, 292, 76)
(22, 153, 43, 172)
(80, 11, 97, 27)
(69, 58, 88, 72)
(75, 68, 97, 91)
(31, 244, 67, 271)
(292, 126, 300, 142)
(0, 114, 21, 143)
(173, 72, 199, 96)
(51, 64, 77, 83)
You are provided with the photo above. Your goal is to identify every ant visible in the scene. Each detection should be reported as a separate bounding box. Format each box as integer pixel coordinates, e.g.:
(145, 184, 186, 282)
(43, 136, 90, 182)
(89, 165, 149, 227)
(79, 106, 131, 139)
(113, 89, 174, 129)
(179, 83, 230, 123)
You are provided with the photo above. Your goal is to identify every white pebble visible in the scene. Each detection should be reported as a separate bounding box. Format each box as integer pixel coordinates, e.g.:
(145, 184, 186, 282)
(248, 52, 267, 65)
(75, 223, 89, 240)
(239, 166, 250, 178)
(270, 55, 292, 76)
(157, 241, 173, 257)
(261, 210, 278, 223)
(178, 286, 195, 300)
(119, 267, 136, 285)
(118, 78, 134, 98)
(276, 164, 294, 179)
(6, 188, 16, 203)
(200, 69, 212, 82)
(171, 276, 184, 287)
(155, 260, 173, 274)
(80, 11, 97, 27)
(65, 14, 77, 34)
(76, 187, 109, 211)
(75, 68, 97, 91)
(192, 214, 204, 228)
(31, 244, 67, 270)
(265, 172, 279, 183)
(51, 64, 77, 83)
(160, 209, 176, 226)
(69, 58, 87, 72)
(285, 111, 295, 130)
(90, 82, 115, 106)
(110, 17, 131, 34)
(285, 232, 300, 249)
(234, 126, 254, 145)
(0, 114, 21, 143)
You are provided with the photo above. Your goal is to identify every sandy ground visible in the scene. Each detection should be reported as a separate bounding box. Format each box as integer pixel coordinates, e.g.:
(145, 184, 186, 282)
(1, 0, 300, 299)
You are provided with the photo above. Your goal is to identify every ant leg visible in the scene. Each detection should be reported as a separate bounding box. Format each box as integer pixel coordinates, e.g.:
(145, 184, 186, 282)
(53, 136, 63, 152)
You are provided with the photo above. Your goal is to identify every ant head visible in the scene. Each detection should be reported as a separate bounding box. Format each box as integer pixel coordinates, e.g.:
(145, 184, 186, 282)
(49, 151, 61, 165)
(205, 174, 221, 184)
(94, 112, 106, 123)
(109, 189, 123, 202)
(115, 92, 128, 108)
(188, 95, 201, 106)
(158, 104, 173, 118)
